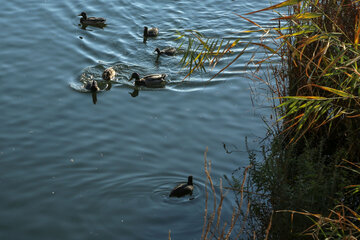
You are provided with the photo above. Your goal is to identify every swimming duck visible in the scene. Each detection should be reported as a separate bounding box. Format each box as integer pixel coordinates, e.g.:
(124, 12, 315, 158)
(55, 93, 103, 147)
(144, 26, 159, 37)
(85, 80, 100, 92)
(129, 72, 166, 88)
(169, 176, 194, 198)
(102, 67, 115, 81)
(78, 12, 106, 25)
(154, 47, 176, 56)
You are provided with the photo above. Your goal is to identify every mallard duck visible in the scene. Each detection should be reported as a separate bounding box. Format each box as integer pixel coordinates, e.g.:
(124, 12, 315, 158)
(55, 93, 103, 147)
(102, 67, 115, 81)
(78, 12, 106, 25)
(143, 26, 159, 37)
(85, 80, 100, 92)
(154, 47, 176, 56)
(129, 72, 166, 87)
(169, 176, 194, 198)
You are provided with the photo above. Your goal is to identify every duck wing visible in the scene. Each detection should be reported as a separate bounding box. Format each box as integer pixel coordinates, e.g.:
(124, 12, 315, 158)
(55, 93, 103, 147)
(169, 183, 193, 197)
(87, 17, 106, 23)
(148, 28, 159, 36)
(144, 78, 166, 88)
(142, 74, 166, 80)
(164, 48, 176, 55)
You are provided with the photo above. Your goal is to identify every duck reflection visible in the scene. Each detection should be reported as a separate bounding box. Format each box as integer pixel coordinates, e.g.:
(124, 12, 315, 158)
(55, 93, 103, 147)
(129, 88, 139, 97)
(91, 92, 97, 104)
(83, 80, 112, 104)
(154, 55, 160, 66)
(84, 80, 99, 104)
(79, 23, 107, 30)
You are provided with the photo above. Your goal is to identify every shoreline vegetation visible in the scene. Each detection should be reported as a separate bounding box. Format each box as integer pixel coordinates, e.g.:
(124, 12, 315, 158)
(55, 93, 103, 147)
(175, 0, 360, 239)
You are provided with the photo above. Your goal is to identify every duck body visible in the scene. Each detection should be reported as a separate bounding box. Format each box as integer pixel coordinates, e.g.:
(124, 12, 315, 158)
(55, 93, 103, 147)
(154, 47, 176, 56)
(144, 26, 159, 37)
(102, 67, 115, 81)
(78, 12, 106, 25)
(85, 80, 100, 92)
(169, 176, 194, 198)
(129, 72, 166, 88)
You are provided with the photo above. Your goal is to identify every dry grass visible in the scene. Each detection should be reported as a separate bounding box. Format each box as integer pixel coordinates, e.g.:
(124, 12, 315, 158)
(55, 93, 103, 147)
(201, 147, 252, 240)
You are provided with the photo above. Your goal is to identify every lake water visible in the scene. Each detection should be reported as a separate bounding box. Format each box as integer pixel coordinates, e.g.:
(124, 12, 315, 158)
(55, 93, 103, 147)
(0, 0, 277, 239)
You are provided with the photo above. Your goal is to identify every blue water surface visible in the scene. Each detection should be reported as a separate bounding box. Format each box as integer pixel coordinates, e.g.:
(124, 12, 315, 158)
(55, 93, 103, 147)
(0, 0, 278, 239)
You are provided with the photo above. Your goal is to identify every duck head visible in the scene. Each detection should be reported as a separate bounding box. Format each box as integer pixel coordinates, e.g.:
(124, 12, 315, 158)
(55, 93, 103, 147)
(90, 80, 99, 91)
(154, 48, 161, 55)
(78, 12, 87, 19)
(129, 72, 140, 81)
(187, 176, 193, 185)
(143, 26, 148, 36)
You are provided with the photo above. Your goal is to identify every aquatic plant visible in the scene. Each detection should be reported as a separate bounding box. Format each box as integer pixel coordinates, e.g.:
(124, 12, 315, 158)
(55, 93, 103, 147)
(175, 30, 249, 80)
(276, 159, 360, 239)
(177, 0, 360, 238)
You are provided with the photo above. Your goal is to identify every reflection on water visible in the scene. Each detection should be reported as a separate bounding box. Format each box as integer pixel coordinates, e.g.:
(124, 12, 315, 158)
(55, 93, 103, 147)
(91, 92, 97, 104)
(79, 23, 107, 30)
(129, 88, 139, 97)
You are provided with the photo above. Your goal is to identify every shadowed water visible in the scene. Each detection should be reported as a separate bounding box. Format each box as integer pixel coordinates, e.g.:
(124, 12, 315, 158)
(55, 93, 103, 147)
(0, 0, 278, 239)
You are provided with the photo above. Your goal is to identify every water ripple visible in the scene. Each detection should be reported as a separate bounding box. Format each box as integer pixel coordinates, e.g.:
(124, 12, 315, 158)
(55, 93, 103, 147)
(0, 0, 280, 239)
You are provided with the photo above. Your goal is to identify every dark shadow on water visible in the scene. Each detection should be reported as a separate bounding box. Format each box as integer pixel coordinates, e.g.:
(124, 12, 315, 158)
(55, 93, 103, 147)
(154, 55, 160, 67)
(91, 92, 97, 104)
(129, 88, 139, 98)
(79, 23, 107, 30)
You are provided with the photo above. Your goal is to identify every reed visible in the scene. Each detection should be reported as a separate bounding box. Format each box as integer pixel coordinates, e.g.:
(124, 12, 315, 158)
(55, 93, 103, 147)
(281, 159, 360, 239)
(244, 1, 360, 237)
(175, 30, 248, 80)
(177, 0, 360, 238)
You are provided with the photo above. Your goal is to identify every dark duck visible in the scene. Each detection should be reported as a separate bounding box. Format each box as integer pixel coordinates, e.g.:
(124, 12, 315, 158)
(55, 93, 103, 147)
(78, 12, 106, 25)
(169, 176, 194, 198)
(129, 72, 166, 88)
(154, 47, 176, 56)
(85, 80, 100, 92)
(143, 26, 159, 37)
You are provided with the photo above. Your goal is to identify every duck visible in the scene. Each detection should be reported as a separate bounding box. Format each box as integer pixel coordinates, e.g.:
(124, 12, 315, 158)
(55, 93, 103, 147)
(154, 47, 176, 56)
(169, 176, 194, 198)
(129, 72, 166, 88)
(78, 12, 106, 25)
(102, 67, 115, 81)
(143, 26, 159, 37)
(85, 80, 100, 92)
